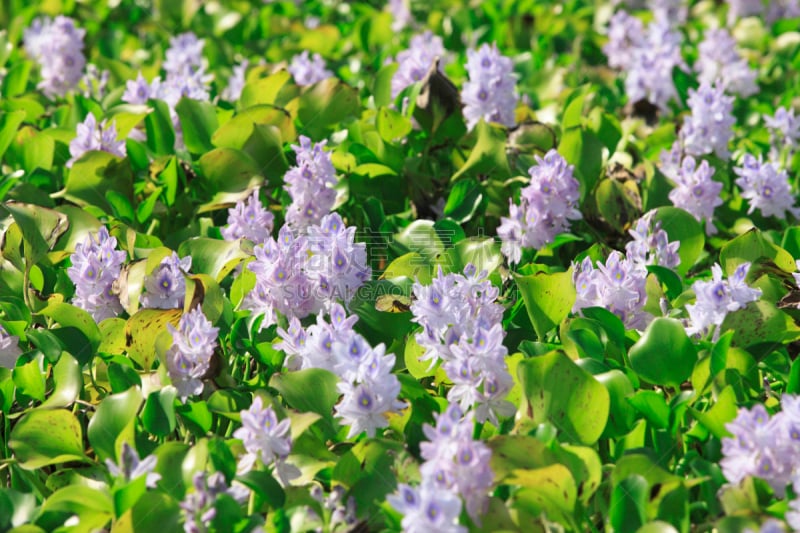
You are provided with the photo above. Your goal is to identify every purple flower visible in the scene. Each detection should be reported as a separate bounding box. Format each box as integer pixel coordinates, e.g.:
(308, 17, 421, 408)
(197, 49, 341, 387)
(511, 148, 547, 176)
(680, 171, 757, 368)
(141, 252, 192, 310)
(283, 136, 338, 230)
(695, 29, 758, 98)
(221, 59, 249, 102)
(166, 306, 219, 402)
(24, 16, 86, 98)
(392, 31, 449, 98)
(461, 43, 518, 131)
(288, 51, 333, 86)
(686, 263, 761, 339)
(573, 251, 651, 330)
(666, 154, 723, 235)
(498, 149, 582, 264)
(680, 82, 736, 160)
(604, 13, 685, 110)
(0, 325, 22, 369)
(419, 404, 493, 523)
(734, 154, 799, 219)
(67, 113, 127, 168)
(233, 396, 299, 485)
(105, 442, 160, 488)
(81, 64, 110, 101)
(163, 32, 205, 77)
(221, 189, 275, 243)
(388, 0, 414, 33)
(725, 0, 766, 25)
(625, 210, 681, 269)
(387, 481, 466, 533)
(123, 72, 156, 105)
(67, 227, 127, 322)
(180, 471, 248, 533)
(765, 107, 800, 159)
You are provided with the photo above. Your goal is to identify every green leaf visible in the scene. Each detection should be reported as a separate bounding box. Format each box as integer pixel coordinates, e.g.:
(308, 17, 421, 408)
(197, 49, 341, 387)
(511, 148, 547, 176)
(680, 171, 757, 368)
(289, 78, 360, 139)
(721, 299, 800, 347)
(509, 464, 577, 529)
(628, 318, 696, 389)
(178, 238, 250, 283)
(562, 89, 587, 130)
(595, 369, 636, 438)
(4, 201, 69, 267)
(0, 110, 25, 161)
(627, 390, 670, 430)
(114, 491, 182, 533)
(87, 386, 143, 461)
(125, 308, 182, 371)
(451, 120, 511, 182)
(269, 369, 339, 422)
(198, 147, 262, 196)
(720, 228, 797, 275)
(9, 409, 87, 468)
(60, 151, 134, 214)
(443, 178, 483, 224)
(38, 353, 81, 409)
(515, 269, 576, 339)
(142, 386, 178, 437)
(610, 475, 649, 532)
(38, 302, 101, 354)
(237, 470, 286, 510)
(377, 106, 412, 143)
(691, 385, 739, 438)
(175, 98, 219, 154)
(517, 351, 610, 445)
(13, 357, 46, 402)
(144, 99, 176, 157)
(558, 128, 603, 199)
(239, 71, 294, 109)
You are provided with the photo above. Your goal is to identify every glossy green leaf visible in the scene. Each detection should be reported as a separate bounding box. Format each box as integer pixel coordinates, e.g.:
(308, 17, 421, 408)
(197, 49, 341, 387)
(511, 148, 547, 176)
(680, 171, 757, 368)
(9, 409, 87, 468)
(517, 351, 610, 445)
(87, 386, 143, 461)
(515, 270, 576, 339)
(610, 475, 648, 532)
(628, 318, 696, 389)
(60, 151, 134, 214)
(175, 98, 219, 154)
(38, 353, 81, 409)
(178, 238, 249, 282)
(142, 386, 178, 437)
(269, 369, 339, 422)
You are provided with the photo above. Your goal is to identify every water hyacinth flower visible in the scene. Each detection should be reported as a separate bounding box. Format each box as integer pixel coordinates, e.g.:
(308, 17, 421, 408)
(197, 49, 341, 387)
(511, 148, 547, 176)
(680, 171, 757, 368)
(572, 251, 652, 330)
(221, 189, 275, 243)
(734, 154, 800, 219)
(680, 82, 736, 160)
(765, 107, 800, 159)
(105, 441, 161, 488)
(461, 42, 518, 131)
(388, 0, 413, 32)
(625, 210, 681, 269)
(23, 16, 86, 98)
(122, 71, 158, 105)
(221, 59, 249, 102)
(81, 63, 110, 101)
(410, 265, 514, 425)
(604, 13, 685, 111)
(180, 471, 249, 533)
(721, 395, 800, 498)
(497, 149, 582, 265)
(140, 252, 192, 309)
(725, 0, 766, 25)
(392, 31, 449, 98)
(685, 263, 762, 339)
(666, 153, 723, 235)
(695, 29, 758, 98)
(166, 306, 219, 402)
(163, 32, 205, 77)
(67, 113, 127, 168)
(335, 376, 405, 438)
(234, 396, 299, 485)
(0, 325, 22, 369)
(419, 404, 494, 523)
(388, 481, 466, 533)
(283, 136, 338, 230)
(67, 227, 127, 322)
(288, 51, 333, 86)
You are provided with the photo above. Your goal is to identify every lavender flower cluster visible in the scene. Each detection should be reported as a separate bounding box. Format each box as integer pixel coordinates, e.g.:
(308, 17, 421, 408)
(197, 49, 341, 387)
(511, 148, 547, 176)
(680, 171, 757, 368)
(141, 252, 192, 310)
(67, 227, 127, 322)
(603, 11, 685, 110)
(283, 136, 338, 230)
(680, 82, 736, 160)
(734, 154, 800, 220)
(765, 107, 800, 162)
(497, 149, 582, 264)
(288, 51, 333, 86)
(695, 29, 757, 98)
(221, 189, 275, 243)
(625, 210, 681, 269)
(461, 43, 518, 131)
(726, 0, 800, 25)
(180, 471, 249, 532)
(685, 262, 761, 339)
(721, 395, 800, 508)
(662, 150, 723, 235)
(166, 306, 219, 401)
(389, 404, 493, 529)
(234, 396, 299, 485)
(242, 213, 370, 329)
(67, 113, 127, 168)
(23, 16, 86, 98)
(277, 303, 404, 438)
(411, 265, 514, 425)
(573, 251, 651, 330)
(392, 31, 449, 98)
